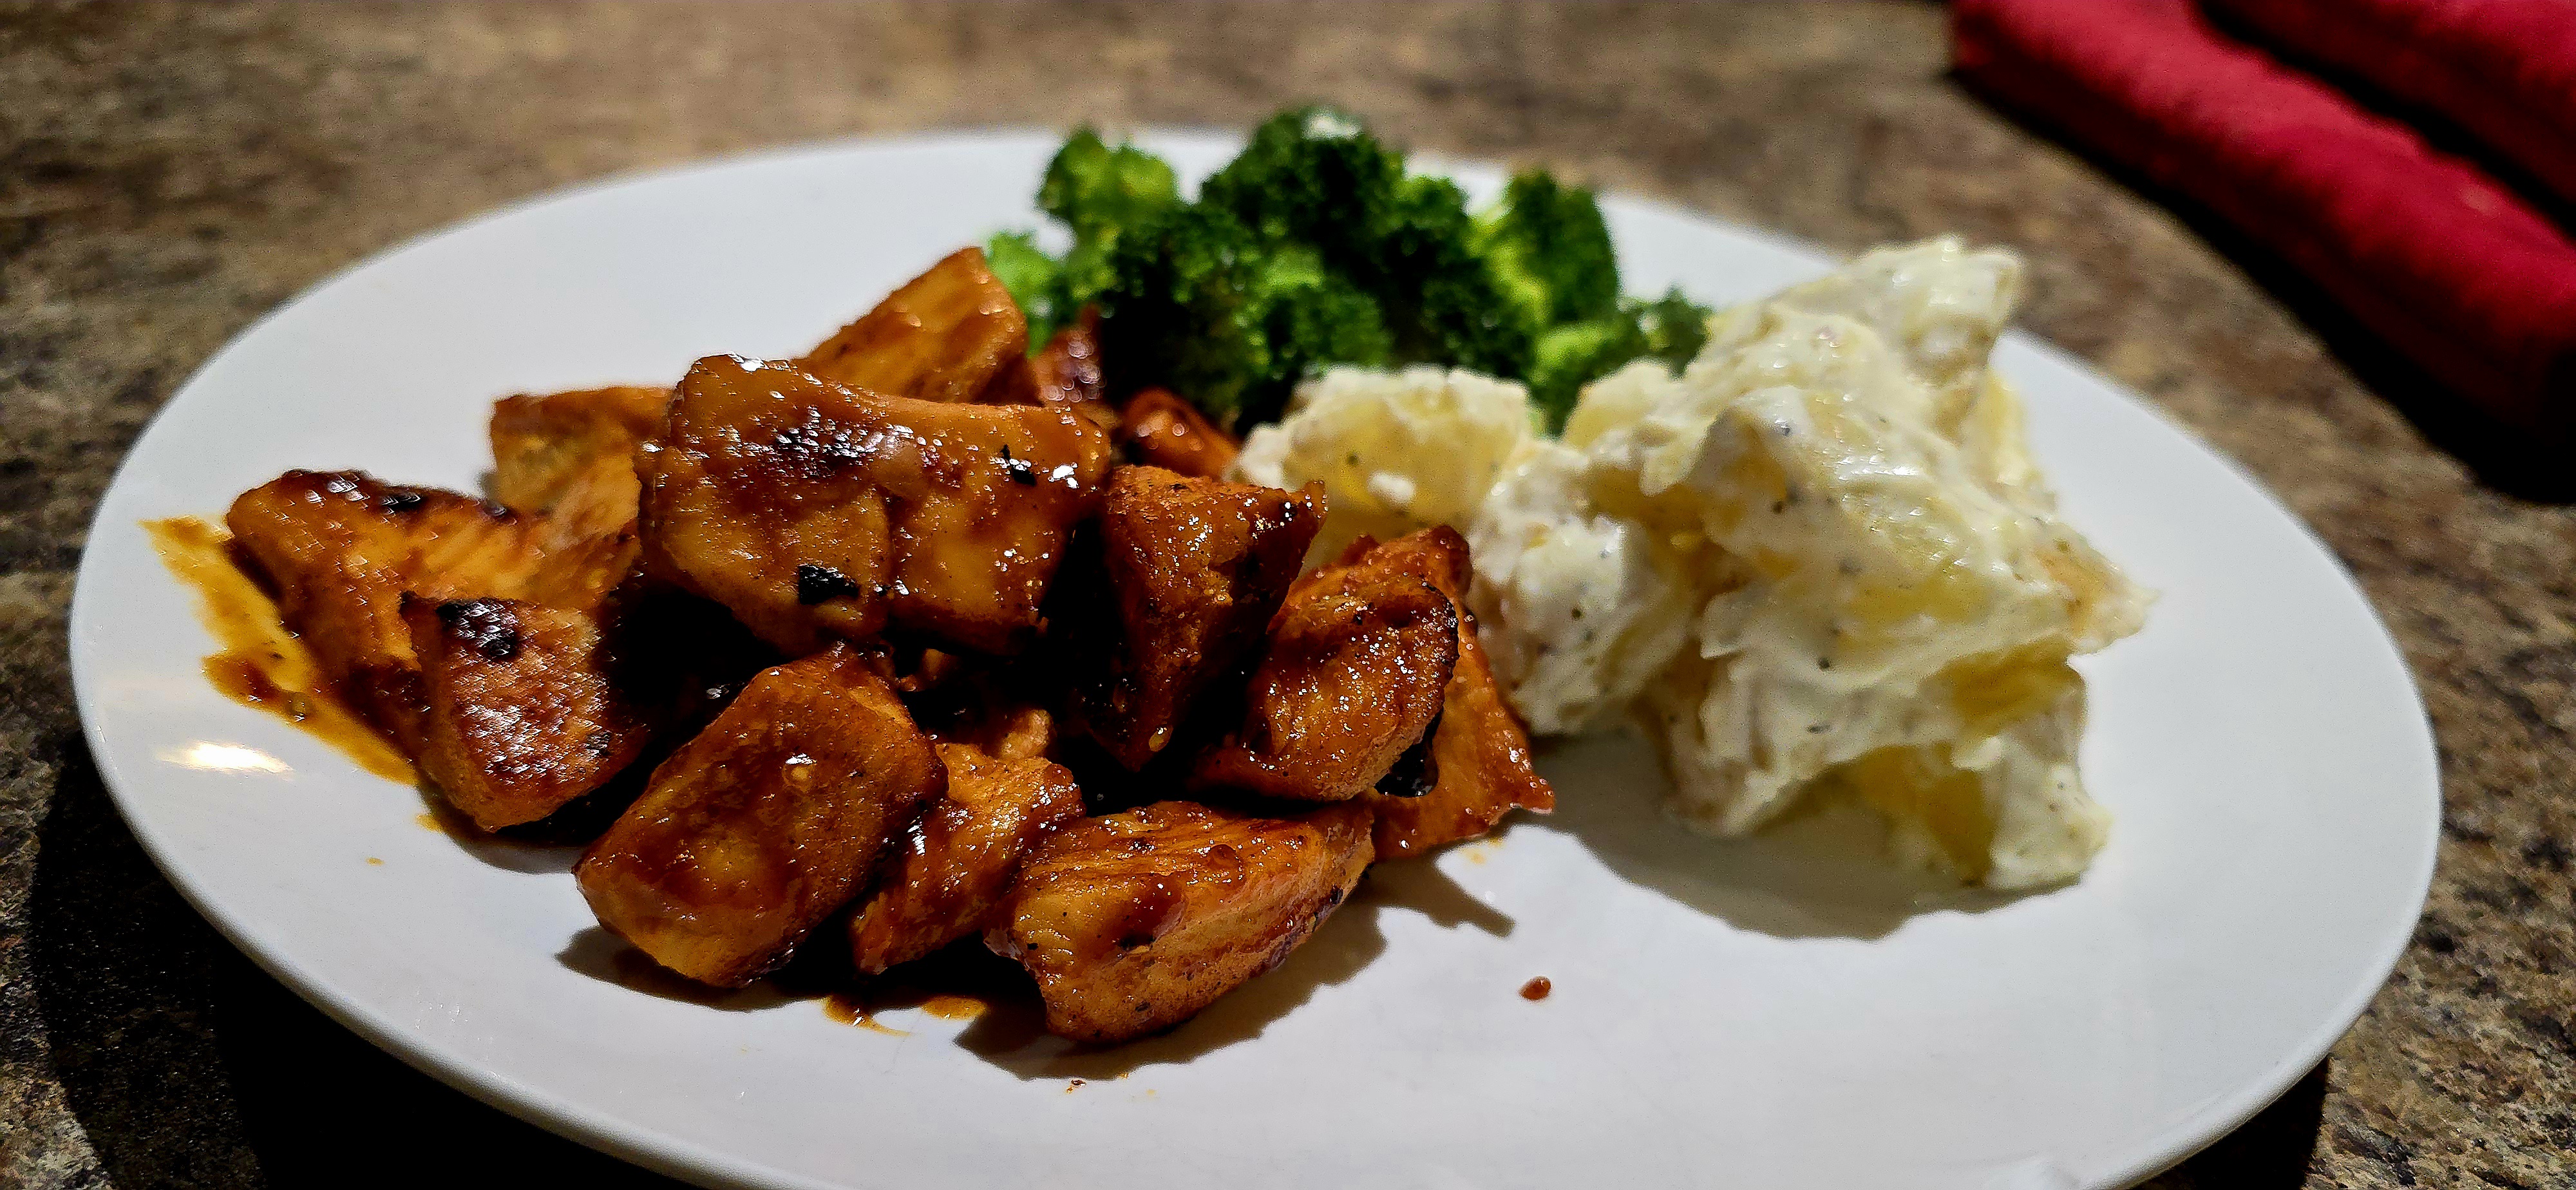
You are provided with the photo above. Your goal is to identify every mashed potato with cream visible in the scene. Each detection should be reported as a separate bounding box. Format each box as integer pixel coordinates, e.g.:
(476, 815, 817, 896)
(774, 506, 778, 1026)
(1234, 237, 2148, 888)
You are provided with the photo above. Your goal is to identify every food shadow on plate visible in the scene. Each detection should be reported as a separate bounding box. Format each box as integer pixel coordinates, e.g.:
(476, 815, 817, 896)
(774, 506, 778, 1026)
(1531, 733, 2033, 941)
(547, 854, 1507, 1059)
(945, 856, 1510, 1081)
(413, 775, 636, 876)
(554, 926, 799, 1011)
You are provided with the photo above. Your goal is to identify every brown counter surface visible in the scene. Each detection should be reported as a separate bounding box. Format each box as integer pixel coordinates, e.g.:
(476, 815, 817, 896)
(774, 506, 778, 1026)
(3, 5, 2568, 1187)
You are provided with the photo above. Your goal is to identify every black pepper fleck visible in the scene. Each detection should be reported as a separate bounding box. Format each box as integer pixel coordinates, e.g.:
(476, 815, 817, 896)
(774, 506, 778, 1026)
(435, 599, 522, 662)
(796, 563, 864, 605)
(1000, 444, 1036, 486)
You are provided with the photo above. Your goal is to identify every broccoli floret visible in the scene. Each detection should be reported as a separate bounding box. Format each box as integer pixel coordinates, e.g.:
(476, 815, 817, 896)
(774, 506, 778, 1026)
(1054, 236, 1123, 323)
(1016, 109, 1679, 433)
(1095, 206, 1266, 425)
(1087, 207, 1381, 430)
(1475, 171, 1620, 329)
(1198, 106, 1403, 254)
(1528, 317, 1645, 430)
(1038, 128, 1180, 241)
(984, 230, 1067, 347)
(1633, 286, 1713, 368)
(1254, 244, 1394, 423)
(1361, 173, 1539, 379)
(1521, 288, 1716, 430)
(1202, 109, 1535, 383)
(1096, 207, 1392, 430)
(997, 129, 1182, 349)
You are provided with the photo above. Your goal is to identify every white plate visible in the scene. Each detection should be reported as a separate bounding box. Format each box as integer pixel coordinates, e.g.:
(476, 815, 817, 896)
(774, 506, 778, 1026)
(68, 132, 2439, 1190)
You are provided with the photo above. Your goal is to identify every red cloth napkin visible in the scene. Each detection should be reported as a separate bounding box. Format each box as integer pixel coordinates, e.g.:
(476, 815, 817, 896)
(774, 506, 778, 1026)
(1953, 0, 2576, 436)
(2204, 0, 2576, 205)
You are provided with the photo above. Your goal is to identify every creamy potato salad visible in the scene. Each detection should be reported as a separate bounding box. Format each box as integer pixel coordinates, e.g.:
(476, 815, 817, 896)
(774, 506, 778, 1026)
(1235, 238, 2148, 888)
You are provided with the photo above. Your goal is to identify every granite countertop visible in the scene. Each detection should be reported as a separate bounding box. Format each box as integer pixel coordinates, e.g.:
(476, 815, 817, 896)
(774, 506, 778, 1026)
(3, 3, 2569, 1186)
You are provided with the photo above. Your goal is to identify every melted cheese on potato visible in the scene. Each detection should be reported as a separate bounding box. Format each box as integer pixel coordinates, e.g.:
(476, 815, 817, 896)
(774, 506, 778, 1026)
(1229, 237, 2148, 888)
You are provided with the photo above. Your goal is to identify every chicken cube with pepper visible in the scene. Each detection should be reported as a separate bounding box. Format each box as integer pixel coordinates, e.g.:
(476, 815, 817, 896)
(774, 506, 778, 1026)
(576, 645, 945, 987)
(635, 354, 1114, 656)
(488, 384, 669, 515)
(1345, 528, 1555, 857)
(982, 308, 1114, 431)
(797, 247, 1026, 403)
(1116, 387, 1240, 478)
(1061, 466, 1324, 771)
(488, 384, 670, 601)
(403, 595, 652, 831)
(848, 739, 1085, 974)
(402, 584, 773, 833)
(225, 471, 564, 751)
(989, 800, 1372, 1043)
(1189, 533, 1459, 801)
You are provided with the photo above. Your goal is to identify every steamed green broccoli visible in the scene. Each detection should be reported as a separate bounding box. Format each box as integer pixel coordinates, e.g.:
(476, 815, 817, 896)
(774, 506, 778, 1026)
(990, 131, 1183, 347)
(1096, 205, 1390, 428)
(1632, 285, 1712, 368)
(1524, 287, 1716, 430)
(1198, 106, 1402, 254)
(1038, 129, 1180, 240)
(1368, 173, 1537, 379)
(992, 108, 1709, 433)
(1529, 317, 1645, 428)
(984, 229, 1066, 341)
(1200, 108, 1536, 381)
(1253, 243, 1396, 417)
(1475, 171, 1621, 329)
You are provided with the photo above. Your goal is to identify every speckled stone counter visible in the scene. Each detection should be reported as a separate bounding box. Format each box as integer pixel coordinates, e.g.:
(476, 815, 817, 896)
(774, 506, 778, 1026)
(3, 4, 2569, 1186)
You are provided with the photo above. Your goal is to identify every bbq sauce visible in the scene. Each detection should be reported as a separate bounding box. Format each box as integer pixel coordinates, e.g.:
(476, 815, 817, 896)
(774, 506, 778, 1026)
(144, 516, 414, 784)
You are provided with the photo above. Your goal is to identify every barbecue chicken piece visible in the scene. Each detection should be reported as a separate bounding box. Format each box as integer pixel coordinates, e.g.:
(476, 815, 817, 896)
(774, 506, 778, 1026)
(636, 354, 1115, 656)
(911, 673, 1060, 760)
(983, 308, 1114, 431)
(1061, 466, 1323, 771)
(402, 584, 775, 832)
(847, 739, 1085, 974)
(403, 595, 652, 831)
(576, 646, 945, 987)
(1117, 387, 1239, 478)
(1344, 529, 1554, 858)
(225, 471, 558, 751)
(989, 800, 1373, 1043)
(488, 384, 671, 603)
(488, 384, 670, 514)
(797, 247, 1025, 403)
(952, 701, 1055, 761)
(1189, 534, 1459, 802)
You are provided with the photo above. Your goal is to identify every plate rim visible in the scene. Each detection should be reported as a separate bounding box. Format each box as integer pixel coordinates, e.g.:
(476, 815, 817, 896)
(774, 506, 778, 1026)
(64, 127, 2441, 1190)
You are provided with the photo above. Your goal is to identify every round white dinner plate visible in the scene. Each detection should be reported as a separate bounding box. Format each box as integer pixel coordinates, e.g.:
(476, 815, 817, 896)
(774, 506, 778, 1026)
(68, 132, 2438, 1190)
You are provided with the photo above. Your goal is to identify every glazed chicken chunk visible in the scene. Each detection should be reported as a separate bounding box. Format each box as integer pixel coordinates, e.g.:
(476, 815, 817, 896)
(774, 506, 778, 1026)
(402, 585, 773, 832)
(576, 645, 945, 987)
(796, 247, 1026, 403)
(1347, 529, 1555, 858)
(990, 800, 1373, 1043)
(1189, 532, 1460, 801)
(403, 595, 653, 831)
(636, 355, 1114, 656)
(488, 384, 670, 514)
(1117, 387, 1240, 478)
(983, 308, 1114, 431)
(225, 471, 562, 750)
(847, 739, 1086, 974)
(488, 384, 671, 603)
(1061, 466, 1323, 770)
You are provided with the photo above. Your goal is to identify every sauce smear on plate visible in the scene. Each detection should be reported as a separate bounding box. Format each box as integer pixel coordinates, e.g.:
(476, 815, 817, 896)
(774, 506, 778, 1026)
(144, 516, 414, 782)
